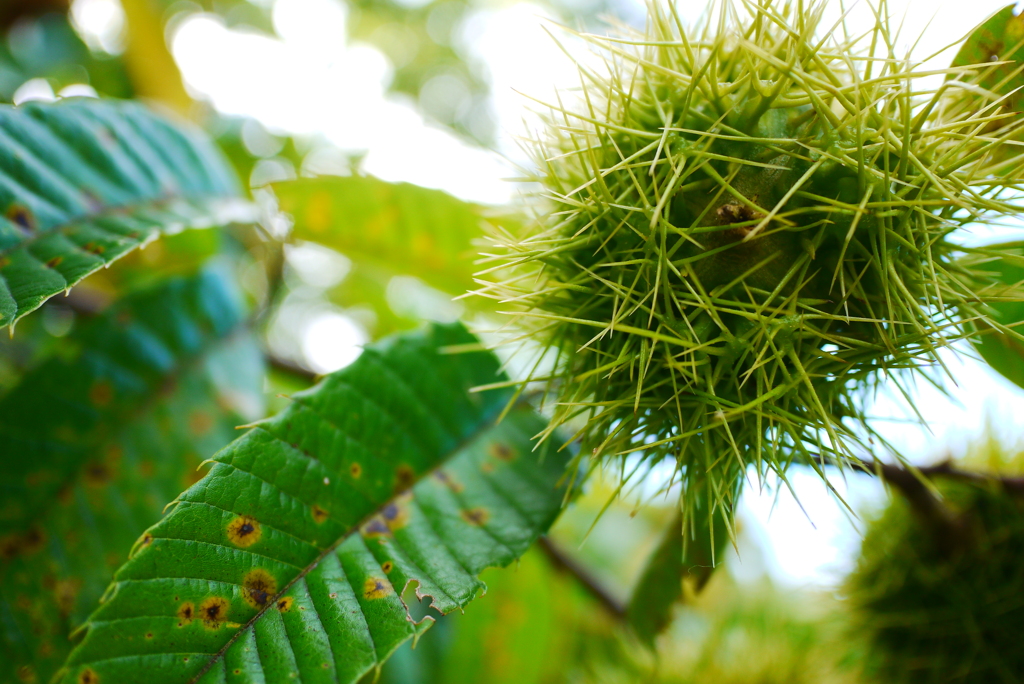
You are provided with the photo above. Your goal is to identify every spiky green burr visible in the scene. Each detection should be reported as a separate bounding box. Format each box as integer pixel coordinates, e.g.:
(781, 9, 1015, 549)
(847, 478, 1024, 683)
(478, 1, 1024, 522)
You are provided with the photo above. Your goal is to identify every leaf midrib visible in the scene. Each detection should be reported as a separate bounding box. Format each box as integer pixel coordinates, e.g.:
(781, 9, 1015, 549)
(185, 401, 512, 684)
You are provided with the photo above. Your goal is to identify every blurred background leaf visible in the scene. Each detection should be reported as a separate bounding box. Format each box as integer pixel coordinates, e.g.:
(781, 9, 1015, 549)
(0, 266, 264, 684)
(625, 495, 730, 648)
(275, 175, 508, 297)
(970, 242, 1024, 390)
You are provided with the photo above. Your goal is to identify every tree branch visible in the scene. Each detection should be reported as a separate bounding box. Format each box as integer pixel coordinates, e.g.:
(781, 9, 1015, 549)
(815, 456, 1024, 555)
(817, 456, 1024, 493)
(537, 536, 626, 620)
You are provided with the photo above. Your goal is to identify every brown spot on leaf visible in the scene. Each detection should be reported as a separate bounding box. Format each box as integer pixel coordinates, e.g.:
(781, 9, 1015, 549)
(145, 632, 153, 639)
(226, 516, 261, 548)
(311, 505, 329, 524)
(177, 602, 194, 624)
(349, 462, 362, 479)
(7, 205, 35, 234)
(54, 578, 81, 617)
(82, 242, 105, 255)
(394, 464, 416, 492)
(188, 410, 214, 437)
(88, 381, 113, 407)
(1, 527, 46, 560)
(23, 527, 44, 554)
(78, 668, 98, 684)
(44, 256, 62, 269)
(15, 665, 35, 683)
(461, 508, 490, 526)
(363, 496, 411, 537)
(381, 560, 394, 574)
(481, 462, 495, 474)
(83, 462, 113, 487)
(57, 485, 74, 506)
(242, 568, 277, 609)
(362, 518, 390, 538)
(199, 596, 230, 628)
(140, 533, 154, 547)
(363, 577, 393, 600)
(277, 596, 294, 613)
(488, 442, 517, 461)
(381, 499, 410, 529)
(0, 534, 20, 560)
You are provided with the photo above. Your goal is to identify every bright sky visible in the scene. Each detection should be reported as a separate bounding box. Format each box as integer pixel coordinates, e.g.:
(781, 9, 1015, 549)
(68, 0, 1024, 587)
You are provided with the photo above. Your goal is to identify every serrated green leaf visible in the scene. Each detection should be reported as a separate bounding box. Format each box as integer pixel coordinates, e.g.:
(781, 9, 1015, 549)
(275, 176, 500, 297)
(949, 5, 1024, 159)
(0, 267, 265, 684)
(952, 5, 1024, 82)
(0, 98, 255, 327)
(58, 323, 572, 684)
(626, 497, 730, 647)
(971, 242, 1024, 390)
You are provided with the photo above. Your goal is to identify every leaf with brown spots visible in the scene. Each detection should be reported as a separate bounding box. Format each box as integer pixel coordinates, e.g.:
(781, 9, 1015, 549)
(55, 323, 574, 684)
(0, 269, 264, 683)
(949, 6, 1024, 160)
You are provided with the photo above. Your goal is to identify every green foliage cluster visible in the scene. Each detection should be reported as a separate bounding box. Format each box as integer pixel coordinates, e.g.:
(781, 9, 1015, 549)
(1, 0, 1024, 682)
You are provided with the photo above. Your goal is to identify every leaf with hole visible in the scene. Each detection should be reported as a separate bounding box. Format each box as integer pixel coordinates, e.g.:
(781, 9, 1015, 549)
(58, 322, 573, 684)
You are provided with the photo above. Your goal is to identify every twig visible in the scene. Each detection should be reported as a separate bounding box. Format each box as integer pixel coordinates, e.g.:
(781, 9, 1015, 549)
(267, 354, 318, 383)
(537, 536, 626, 620)
(815, 456, 1024, 555)
(816, 456, 1024, 493)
